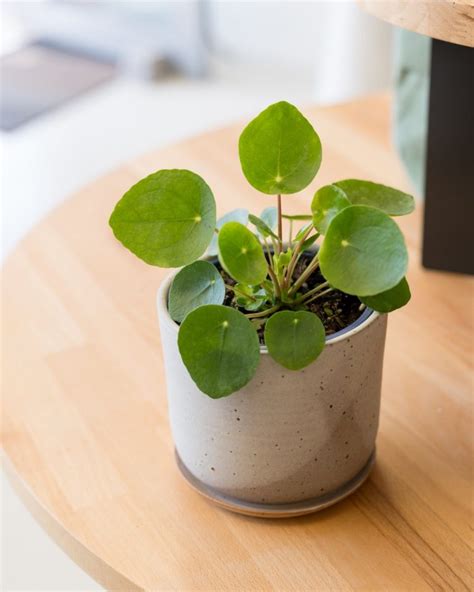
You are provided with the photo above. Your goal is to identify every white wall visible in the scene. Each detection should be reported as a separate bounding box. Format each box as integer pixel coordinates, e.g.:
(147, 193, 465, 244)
(208, 0, 393, 103)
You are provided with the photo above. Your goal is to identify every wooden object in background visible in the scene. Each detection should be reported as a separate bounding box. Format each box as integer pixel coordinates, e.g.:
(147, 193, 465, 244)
(360, 0, 474, 47)
(361, 0, 474, 274)
(2, 96, 473, 591)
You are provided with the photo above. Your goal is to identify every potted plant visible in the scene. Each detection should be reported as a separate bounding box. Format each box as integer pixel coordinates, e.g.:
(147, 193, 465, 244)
(109, 102, 413, 517)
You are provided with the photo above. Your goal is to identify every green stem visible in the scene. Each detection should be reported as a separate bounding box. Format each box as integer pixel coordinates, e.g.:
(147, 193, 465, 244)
(270, 236, 278, 255)
(288, 253, 320, 296)
(262, 237, 281, 299)
(267, 264, 281, 299)
(294, 281, 330, 304)
(277, 194, 283, 254)
(304, 287, 334, 306)
(285, 227, 315, 290)
(263, 237, 274, 270)
(245, 304, 281, 319)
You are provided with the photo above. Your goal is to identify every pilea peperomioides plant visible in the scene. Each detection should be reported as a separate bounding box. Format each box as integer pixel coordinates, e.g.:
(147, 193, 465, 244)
(110, 101, 413, 399)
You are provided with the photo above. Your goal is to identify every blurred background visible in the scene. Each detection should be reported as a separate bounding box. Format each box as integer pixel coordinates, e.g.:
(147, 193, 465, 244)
(1, 1, 428, 589)
(1, 0, 430, 259)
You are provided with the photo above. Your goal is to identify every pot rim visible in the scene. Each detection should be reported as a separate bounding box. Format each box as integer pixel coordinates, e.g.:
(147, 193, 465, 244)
(157, 268, 380, 352)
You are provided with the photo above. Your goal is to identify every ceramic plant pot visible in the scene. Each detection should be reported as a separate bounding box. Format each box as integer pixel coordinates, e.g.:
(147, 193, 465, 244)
(157, 269, 388, 518)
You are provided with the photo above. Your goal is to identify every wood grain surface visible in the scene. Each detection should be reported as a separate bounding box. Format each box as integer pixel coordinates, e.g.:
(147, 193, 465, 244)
(2, 95, 473, 591)
(360, 0, 474, 47)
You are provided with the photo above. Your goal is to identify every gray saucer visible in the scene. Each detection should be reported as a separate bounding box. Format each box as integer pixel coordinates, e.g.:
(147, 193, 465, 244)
(175, 449, 376, 518)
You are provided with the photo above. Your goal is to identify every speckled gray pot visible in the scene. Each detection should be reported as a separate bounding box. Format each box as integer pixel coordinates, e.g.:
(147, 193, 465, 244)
(157, 271, 387, 514)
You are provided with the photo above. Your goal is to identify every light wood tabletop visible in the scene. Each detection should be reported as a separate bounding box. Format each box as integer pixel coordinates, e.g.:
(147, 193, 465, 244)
(360, 0, 474, 47)
(2, 95, 473, 591)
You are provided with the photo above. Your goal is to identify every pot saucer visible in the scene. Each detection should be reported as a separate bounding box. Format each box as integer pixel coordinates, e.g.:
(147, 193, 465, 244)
(175, 449, 376, 518)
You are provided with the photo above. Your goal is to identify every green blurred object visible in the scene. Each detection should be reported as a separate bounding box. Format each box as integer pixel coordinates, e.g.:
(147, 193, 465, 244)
(393, 30, 431, 197)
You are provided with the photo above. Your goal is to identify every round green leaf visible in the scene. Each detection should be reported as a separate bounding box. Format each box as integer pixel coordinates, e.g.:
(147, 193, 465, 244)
(264, 310, 325, 370)
(178, 305, 260, 398)
(334, 179, 415, 216)
(168, 261, 225, 322)
(207, 208, 248, 256)
(260, 206, 278, 230)
(249, 213, 278, 239)
(319, 205, 408, 296)
(239, 101, 322, 195)
(218, 222, 268, 285)
(360, 277, 411, 313)
(311, 184, 351, 234)
(109, 169, 216, 267)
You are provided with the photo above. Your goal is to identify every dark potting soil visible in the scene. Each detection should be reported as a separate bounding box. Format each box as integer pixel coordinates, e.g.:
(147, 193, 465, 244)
(217, 252, 365, 344)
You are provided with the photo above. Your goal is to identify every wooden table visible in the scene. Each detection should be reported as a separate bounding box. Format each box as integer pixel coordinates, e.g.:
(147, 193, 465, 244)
(2, 95, 472, 591)
(361, 1, 474, 275)
(360, 1, 474, 46)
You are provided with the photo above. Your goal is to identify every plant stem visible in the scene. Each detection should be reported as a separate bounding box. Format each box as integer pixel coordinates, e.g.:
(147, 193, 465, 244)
(270, 236, 278, 255)
(263, 237, 274, 270)
(284, 226, 314, 290)
(288, 253, 320, 296)
(294, 281, 330, 304)
(262, 237, 281, 299)
(267, 264, 281, 299)
(245, 304, 281, 319)
(288, 219, 293, 247)
(304, 287, 334, 306)
(277, 194, 283, 254)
